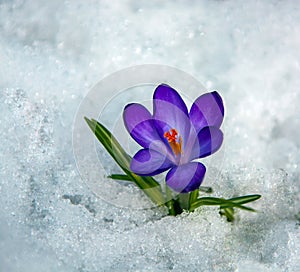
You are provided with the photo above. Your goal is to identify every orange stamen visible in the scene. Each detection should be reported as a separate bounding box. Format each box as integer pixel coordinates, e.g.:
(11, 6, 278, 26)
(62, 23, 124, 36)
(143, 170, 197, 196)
(164, 128, 183, 156)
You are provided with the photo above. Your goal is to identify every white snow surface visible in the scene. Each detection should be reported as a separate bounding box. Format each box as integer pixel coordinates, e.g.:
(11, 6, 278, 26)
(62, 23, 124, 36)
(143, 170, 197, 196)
(0, 0, 300, 271)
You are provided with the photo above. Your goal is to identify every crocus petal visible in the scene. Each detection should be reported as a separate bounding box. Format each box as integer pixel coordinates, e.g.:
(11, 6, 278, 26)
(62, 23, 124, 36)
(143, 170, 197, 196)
(189, 91, 224, 133)
(130, 148, 173, 176)
(153, 84, 189, 115)
(153, 84, 191, 147)
(123, 103, 163, 149)
(166, 162, 206, 193)
(190, 126, 223, 160)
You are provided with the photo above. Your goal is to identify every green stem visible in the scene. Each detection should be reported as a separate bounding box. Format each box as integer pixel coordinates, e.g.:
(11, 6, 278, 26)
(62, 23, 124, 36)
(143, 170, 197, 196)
(179, 193, 190, 211)
(189, 189, 199, 211)
(166, 185, 176, 216)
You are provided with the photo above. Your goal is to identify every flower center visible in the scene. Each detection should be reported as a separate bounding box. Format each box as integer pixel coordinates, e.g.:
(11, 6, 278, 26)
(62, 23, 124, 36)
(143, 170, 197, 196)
(164, 128, 183, 156)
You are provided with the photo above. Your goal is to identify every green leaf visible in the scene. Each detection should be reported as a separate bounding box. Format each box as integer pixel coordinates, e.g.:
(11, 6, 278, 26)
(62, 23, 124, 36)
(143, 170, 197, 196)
(85, 117, 131, 170)
(198, 186, 213, 193)
(220, 203, 256, 212)
(227, 194, 261, 205)
(188, 187, 213, 211)
(190, 197, 227, 207)
(189, 196, 258, 212)
(166, 186, 176, 216)
(219, 196, 262, 222)
(219, 194, 261, 212)
(189, 189, 199, 210)
(178, 193, 190, 210)
(108, 174, 133, 181)
(84, 117, 166, 207)
(220, 207, 235, 222)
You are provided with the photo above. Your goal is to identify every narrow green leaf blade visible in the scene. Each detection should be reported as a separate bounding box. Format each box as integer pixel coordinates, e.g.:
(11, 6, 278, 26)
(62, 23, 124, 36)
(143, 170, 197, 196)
(189, 189, 199, 210)
(108, 174, 133, 181)
(220, 203, 256, 212)
(190, 196, 257, 212)
(86, 117, 131, 169)
(189, 197, 228, 211)
(228, 194, 261, 205)
(84, 117, 166, 206)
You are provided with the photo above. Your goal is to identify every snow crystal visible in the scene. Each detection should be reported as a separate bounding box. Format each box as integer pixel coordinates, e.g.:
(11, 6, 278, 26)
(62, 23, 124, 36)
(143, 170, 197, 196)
(0, 0, 299, 271)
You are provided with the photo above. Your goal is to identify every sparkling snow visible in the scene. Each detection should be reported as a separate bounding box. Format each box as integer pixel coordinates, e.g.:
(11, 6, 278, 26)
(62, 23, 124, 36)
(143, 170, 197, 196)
(0, 1, 299, 271)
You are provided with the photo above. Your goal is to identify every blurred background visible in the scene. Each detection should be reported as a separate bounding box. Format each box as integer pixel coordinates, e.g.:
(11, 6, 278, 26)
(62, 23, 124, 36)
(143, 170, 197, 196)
(0, 1, 299, 271)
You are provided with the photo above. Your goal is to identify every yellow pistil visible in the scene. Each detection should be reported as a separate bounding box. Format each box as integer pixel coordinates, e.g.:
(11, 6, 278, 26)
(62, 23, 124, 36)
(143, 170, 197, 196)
(164, 128, 183, 156)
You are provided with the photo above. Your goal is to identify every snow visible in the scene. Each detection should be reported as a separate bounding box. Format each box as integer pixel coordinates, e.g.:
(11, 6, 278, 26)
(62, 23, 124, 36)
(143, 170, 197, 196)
(0, 0, 299, 271)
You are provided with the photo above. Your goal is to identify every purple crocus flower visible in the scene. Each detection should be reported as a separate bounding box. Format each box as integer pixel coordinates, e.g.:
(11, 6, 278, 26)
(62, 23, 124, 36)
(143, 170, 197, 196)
(123, 84, 224, 193)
